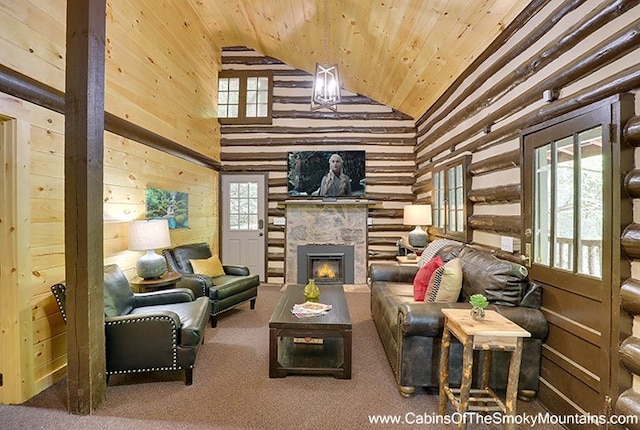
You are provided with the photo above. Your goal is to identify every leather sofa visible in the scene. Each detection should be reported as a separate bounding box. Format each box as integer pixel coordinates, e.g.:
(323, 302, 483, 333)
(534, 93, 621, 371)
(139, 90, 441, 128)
(369, 244, 548, 398)
(163, 242, 259, 327)
(51, 264, 211, 385)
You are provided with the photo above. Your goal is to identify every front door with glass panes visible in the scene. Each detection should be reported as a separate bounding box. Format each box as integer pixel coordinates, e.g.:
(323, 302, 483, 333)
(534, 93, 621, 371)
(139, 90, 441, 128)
(221, 174, 266, 281)
(522, 104, 614, 422)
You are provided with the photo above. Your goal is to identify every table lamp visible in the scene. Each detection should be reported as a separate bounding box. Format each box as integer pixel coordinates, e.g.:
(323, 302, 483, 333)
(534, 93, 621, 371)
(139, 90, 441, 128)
(128, 219, 171, 279)
(403, 204, 432, 248)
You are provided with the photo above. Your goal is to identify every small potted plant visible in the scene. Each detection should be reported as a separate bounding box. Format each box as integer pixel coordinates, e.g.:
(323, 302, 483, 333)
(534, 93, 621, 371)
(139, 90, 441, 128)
(469, 293, 489, 320)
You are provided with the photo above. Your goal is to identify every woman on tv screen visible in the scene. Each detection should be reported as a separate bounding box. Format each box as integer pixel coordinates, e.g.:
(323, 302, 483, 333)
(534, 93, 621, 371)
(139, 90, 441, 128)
(318, 153, 352, 196)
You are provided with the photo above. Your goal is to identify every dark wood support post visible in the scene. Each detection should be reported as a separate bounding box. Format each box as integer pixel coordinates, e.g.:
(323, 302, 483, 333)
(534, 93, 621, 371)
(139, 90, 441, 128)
(65, 0, 107, 414)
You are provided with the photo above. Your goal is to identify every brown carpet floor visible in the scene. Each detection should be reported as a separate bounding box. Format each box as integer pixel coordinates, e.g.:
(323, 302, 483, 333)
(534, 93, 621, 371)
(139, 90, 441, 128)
(0, 284, 564, 429)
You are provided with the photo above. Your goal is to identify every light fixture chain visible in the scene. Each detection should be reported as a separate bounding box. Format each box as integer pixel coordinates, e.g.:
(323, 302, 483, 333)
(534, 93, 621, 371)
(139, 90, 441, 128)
(323, 0, 328, 64)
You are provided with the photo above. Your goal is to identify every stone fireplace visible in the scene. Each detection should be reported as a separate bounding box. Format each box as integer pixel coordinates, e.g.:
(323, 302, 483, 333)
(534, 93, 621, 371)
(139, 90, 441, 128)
(285, 201, 369, 285)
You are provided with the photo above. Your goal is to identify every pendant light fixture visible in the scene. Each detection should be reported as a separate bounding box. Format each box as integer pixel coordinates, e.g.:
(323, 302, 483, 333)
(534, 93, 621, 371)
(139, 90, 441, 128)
(311, 0, 341, 111)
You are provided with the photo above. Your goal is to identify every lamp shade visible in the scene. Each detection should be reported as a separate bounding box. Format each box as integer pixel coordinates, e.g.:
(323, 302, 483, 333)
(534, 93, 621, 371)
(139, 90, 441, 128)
(128, 220, 171, 279)
(128, 220, 171, 251)
(403, 204, 432, 226)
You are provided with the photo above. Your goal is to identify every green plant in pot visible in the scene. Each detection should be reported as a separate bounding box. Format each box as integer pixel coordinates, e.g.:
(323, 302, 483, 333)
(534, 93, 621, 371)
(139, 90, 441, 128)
(469, 293, 489, 320)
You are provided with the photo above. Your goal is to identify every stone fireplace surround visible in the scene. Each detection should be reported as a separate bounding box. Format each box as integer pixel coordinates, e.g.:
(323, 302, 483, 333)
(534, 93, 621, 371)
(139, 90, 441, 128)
(284, 200, 369, 285)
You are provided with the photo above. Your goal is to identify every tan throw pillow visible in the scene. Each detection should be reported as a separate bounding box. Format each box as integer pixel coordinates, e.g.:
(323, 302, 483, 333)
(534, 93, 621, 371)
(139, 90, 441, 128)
(190, 255, 225, 277)
(426, 258, 462, 303)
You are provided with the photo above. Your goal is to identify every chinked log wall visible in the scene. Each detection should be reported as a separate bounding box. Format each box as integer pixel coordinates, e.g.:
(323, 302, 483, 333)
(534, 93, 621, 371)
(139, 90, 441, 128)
(620, 117, 640, 421)
(219, 48, 417, 283)
(412, 0, 640, 424)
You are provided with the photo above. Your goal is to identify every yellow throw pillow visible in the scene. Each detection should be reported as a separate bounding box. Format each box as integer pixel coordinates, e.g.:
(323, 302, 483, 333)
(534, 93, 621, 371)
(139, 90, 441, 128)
(190, 255, 225, 277)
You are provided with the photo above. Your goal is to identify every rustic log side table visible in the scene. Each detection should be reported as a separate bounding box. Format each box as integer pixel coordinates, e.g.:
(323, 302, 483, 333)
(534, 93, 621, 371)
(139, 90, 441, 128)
(438, 308, 531, 430)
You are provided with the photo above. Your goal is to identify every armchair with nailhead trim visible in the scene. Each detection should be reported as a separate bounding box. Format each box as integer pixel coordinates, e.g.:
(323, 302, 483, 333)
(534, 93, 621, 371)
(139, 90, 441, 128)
(50, 264, 211, 385)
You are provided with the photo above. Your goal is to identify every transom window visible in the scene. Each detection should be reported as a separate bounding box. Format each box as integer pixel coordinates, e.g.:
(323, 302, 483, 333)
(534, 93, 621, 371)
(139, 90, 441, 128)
(431, 156, 470, 240)
(218, 71, 272, 125)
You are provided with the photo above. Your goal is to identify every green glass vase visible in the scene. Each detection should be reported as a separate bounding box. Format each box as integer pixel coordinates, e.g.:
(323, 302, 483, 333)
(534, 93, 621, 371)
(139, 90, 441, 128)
(303, 279, 320, 302)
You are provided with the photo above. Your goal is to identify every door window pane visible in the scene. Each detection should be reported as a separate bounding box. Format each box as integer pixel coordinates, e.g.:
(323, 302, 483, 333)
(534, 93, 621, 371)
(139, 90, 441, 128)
(577, 126, 603, 277)
(554, 137, 574, 271)
(229, 181, 259, 230)
(534, 144, 551, 266)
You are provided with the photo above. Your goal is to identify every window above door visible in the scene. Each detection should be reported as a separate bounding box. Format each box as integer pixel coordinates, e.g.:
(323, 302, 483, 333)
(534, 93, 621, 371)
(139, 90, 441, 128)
(218, 71, 273, 125)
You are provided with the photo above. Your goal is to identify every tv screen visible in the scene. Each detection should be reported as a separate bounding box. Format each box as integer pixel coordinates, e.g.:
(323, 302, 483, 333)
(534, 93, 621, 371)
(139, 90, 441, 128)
(287, 150, 366, 198)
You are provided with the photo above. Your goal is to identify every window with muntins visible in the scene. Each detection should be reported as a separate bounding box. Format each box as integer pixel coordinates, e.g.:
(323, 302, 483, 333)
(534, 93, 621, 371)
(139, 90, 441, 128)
(218, 71, 272, 125)
(431, 156, 470, 240)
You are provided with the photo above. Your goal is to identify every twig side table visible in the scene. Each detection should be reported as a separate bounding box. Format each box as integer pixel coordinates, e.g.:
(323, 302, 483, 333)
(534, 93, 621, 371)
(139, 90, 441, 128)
(438, 309, 531, 430)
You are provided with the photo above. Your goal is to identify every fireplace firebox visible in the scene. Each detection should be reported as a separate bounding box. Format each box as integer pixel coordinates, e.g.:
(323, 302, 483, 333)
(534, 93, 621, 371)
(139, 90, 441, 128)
(297, 245, 355, 285)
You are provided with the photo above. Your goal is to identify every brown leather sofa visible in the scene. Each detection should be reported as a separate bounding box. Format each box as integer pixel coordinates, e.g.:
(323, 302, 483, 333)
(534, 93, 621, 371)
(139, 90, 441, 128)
(369, 244, 548, 398)
(163, 242, 259, 327)
(51, 264, 211, 385)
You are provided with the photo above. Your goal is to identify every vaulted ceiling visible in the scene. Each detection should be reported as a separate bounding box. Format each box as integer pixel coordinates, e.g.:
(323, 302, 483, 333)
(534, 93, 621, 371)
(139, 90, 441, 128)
(186, 0, 533, 119)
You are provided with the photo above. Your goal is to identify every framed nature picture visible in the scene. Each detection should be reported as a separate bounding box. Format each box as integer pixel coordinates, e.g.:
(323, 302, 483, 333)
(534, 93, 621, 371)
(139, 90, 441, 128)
(145, 187, 189, 229)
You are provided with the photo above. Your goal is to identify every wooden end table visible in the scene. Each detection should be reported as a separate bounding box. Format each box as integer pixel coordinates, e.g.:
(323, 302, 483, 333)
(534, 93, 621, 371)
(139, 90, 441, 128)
(129, 271, 182, 293)
(438, 308, 531, 430)
(268, 284, 352, 379)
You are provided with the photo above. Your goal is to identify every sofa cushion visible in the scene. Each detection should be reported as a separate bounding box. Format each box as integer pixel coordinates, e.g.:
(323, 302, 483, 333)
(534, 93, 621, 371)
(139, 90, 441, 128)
(426, 257, 462, 302)
(413, 256, 443, 301)
(209, 274, 260, 300)
(190, 255, 225, 277)
(459, 247, 529, 306)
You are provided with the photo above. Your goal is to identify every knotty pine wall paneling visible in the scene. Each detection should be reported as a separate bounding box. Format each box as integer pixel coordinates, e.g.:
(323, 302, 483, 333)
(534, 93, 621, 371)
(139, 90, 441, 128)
(414, 0, 640, 425)
(0, 0, 221, 402)
(220, 48, 417, 283)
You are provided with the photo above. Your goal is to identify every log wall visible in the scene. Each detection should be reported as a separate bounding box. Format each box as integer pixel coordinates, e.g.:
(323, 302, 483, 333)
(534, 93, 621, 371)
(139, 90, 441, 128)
(219, 48, 417, 283)
(414, 0, 640, 425)
(620, 116, 640, 426)
(0, 1, 221, 403)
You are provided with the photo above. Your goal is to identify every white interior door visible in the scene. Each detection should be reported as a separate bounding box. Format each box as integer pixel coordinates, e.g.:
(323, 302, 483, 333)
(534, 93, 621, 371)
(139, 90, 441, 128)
(221, 174, 266, 281)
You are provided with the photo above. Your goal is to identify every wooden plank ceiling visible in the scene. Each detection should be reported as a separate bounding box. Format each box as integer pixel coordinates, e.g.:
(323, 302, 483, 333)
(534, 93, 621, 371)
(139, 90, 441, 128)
(186, 0, 532, 119)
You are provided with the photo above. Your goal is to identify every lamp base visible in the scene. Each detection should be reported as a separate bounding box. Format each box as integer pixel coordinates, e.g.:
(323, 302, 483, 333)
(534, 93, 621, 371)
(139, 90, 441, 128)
(408, 226, 428, 248)
(136, 249, 167, 279)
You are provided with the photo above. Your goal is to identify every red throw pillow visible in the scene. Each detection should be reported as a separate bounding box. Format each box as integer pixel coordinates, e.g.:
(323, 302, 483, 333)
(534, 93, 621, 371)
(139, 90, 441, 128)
(413, 256, 444, 301)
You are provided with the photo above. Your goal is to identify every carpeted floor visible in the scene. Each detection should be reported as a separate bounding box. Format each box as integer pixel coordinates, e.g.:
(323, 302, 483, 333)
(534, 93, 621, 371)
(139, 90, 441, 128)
(0, 284, 564, 429)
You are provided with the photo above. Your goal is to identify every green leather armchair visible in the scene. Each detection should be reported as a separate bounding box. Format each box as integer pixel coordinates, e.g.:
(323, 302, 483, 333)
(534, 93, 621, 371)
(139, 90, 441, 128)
(163, 243, 259, 327)
(50, 264, 211, 385)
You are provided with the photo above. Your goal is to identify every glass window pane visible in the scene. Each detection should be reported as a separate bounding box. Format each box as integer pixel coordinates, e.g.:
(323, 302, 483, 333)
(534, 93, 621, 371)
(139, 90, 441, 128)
(229, 78, 239, 90)
(577, 126, 603, 277)
(257, 104, 268, 117)
(247, 77, 257, 90)
(229, 214, 239, 229)
(219, 92, 228, 104)
(534, 144, 551, 266)
(247, 104, 257, 117)
(229, 105, 238, 117)
(247, 91, 257, 104)
(229, 91, 239, 104)
(218, 106, 228, 118)
(258, 77, 268, 89)
(554, 137, 574, 271)
(219, 78, 228, 91)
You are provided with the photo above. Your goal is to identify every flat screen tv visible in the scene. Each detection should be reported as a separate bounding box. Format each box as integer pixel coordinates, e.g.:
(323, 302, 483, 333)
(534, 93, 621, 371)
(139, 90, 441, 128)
(287, 150, 366, 198)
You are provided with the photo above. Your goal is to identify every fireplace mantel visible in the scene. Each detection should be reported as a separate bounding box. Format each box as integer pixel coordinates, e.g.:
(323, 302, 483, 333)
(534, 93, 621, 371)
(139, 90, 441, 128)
(282, 199, 377, 206)
(285, 202, 369, 285)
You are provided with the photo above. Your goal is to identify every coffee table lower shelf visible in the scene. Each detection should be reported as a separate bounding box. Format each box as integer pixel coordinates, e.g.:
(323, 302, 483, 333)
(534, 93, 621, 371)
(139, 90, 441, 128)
(269, 329, 351, 378)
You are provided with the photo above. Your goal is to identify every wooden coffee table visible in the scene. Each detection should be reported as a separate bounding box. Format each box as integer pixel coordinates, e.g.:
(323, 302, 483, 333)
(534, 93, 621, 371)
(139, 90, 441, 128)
(269, 284, 352, 379)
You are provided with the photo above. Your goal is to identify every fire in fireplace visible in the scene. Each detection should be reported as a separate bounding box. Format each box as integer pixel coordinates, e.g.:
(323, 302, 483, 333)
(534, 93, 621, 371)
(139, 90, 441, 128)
(309, 254, 343, 284)
(297, 244, 355, 285)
